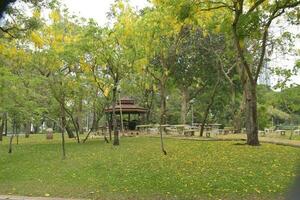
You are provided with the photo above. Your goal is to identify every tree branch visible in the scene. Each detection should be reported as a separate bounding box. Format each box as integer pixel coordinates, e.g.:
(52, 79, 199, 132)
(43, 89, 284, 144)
(247, 0, 266, 14)
(197, 1, 234, 11)
(255, 9, 285, 82)
(231, 0, 255, 84)
(0, 26, 16, 38)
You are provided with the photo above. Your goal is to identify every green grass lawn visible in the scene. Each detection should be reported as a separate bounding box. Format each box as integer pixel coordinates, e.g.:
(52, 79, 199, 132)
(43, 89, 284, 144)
(0, 134, 300, 199)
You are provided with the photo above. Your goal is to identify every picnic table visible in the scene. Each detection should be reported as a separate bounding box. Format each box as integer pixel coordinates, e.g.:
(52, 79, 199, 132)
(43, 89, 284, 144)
(170, 125, 186, 135)
(136, 124, 155, 134)
(222, 127, 235, 134)
(183, 129, 195, 136)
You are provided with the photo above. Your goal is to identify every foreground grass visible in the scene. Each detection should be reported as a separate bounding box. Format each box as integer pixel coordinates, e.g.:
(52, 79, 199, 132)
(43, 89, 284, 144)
(0, 135, 300, 199)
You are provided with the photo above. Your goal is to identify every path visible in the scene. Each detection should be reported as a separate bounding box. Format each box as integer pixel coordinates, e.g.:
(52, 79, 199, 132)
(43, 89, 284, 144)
(148, 134, 300, 148)
(0, 195, 84, 200)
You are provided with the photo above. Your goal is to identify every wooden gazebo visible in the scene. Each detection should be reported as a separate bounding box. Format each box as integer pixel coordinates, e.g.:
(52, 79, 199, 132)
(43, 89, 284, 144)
(105, 97, 147, 130)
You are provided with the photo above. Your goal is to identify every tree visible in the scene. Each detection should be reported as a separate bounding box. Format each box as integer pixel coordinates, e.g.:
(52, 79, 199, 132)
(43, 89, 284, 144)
(79, 2, 138, 146)
(170, 26, 229, 125)
(134, 3, 188, 154)
(194, 0, 300, 145)
(0, 0, 53, 38)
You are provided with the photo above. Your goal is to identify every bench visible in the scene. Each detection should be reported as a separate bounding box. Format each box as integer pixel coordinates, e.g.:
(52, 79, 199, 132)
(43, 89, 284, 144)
(183, 129, 195, 136)
(294, 130, 300, 135)
(264, 128, 273, 134)
(136, 124, 156, 134)
(259, 130, 266, 136)
(165, 127, 177, 135)
(275, 130, 286, 135)
(223, 127, 235, 134)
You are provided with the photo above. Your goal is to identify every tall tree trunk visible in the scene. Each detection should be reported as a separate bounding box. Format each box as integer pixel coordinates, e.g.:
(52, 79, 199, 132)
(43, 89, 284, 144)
(65, 124, 74, 138)
(0, 113, 4, 141)
(106, 113, 112, 141)
(52, 122, 56, 132)
(233, 94, 245, 132)
(24, 122, 30, 138)
(64, 110, 80, 143)
(33, 124, 38, 134)
(200, 80, 220, 137)
(244, 80, 259, 145)
(16, 123, 19, 145)
(8, 118, 16, 154)
(92, 108, 98, 131)
(75, 95, 84, 134)
(4, 112, 8, 136)
(144, 89, 154, 123)
(61, 104, 74, 139)
(60, 103, 66, 159)
(112, 85, 119, 146)
(159, 82, 167, 155)
(60, 102, 67, 159)
(8, 135, 13, 153)
(61, 126, 66, 159)
(160, 82, 167, 125)
(180, 87, 188, 124)
(72, 121, 80, 143)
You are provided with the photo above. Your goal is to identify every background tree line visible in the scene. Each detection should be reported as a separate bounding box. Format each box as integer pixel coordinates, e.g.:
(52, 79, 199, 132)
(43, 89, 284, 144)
(0, 0, 299, 146)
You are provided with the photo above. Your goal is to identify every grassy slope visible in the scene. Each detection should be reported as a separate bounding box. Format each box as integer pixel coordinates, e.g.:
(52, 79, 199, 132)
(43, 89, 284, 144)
(0, 135, 299, 200)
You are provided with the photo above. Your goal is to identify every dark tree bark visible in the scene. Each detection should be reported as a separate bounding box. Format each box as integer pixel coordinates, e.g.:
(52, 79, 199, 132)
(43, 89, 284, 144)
(60, 104, 66, 159)
(8, 135, 13, 153)
(200, 79, 220, 137)
(24, 122, 30, 138)
(228, 0, 300, 145)
(142, 86, 155, 123)
(180, 87, 188, 124)
(61, 127, 66, 159)
(64, 108, 80, 143)
(75, 95, 84, 135)
(82, 129, 92, 143)
(159, 81, 167, 155)
(16, 122, 20, 144)
(112, 85, 119, 146)
(106, 113, 112, 141)
(72, 121, 80, 143)
(4, 112, 8, 136)
(8, 118, 16, 154)
(244, 80, 259, 145)
(52, 122, 56, 132)
(33, 124, 38, 134)
(91, 108, 98, 132)
(159, 82, 167, 125)
(0, 113, 4, 141)
(65, 124, 74, 138)
(52, 82, 79, 142)
(60, 96, 75, 139)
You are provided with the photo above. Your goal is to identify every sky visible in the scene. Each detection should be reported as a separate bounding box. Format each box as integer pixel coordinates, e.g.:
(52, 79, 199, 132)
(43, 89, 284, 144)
(62, 0, 150, 26)
(61, 0, 299, 87)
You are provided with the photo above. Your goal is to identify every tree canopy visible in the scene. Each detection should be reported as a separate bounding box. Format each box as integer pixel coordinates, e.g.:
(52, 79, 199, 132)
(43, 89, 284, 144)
(0, 0, 299, 147)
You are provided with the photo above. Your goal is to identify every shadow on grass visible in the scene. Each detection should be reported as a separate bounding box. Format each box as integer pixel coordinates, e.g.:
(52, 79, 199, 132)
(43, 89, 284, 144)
(233, 142, 247, 146)
(286, 164, 300, 200)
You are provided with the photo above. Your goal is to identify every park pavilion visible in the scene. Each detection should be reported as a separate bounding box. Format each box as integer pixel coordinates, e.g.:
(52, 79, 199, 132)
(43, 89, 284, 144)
(104, 97, 147, 130)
